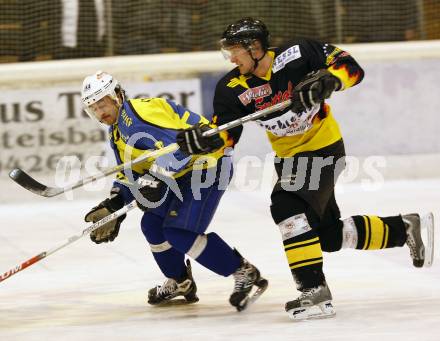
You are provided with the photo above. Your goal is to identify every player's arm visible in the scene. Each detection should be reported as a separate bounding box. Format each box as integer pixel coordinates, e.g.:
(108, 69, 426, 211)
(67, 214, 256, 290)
(83, 153, 142, 244)
(291, 40, 364, 112)
(122, 98, 194, 172)
(84, 184, 127, 244)
(176, 123, 225, 155)
(171, 98, 225, 155)
(319, 43, 364, 91)
(177, 80, 245, 155)
(212, 81, 245, 145)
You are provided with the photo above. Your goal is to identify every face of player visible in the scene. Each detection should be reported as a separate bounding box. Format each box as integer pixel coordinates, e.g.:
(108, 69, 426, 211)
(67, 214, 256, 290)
(88, 96, 120, 125)
(223, 45, 255, 75)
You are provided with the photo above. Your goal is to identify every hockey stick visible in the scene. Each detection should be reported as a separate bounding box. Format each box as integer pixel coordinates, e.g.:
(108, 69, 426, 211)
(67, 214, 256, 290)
(9, 144, 178, 198)
(0, 201, 137, 284)
(9, 100, 291, 197)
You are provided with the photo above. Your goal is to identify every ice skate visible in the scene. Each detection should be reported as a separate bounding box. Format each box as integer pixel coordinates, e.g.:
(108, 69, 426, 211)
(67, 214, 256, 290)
(148, 260, 199, 305)
(285, 283, 335, 321)
(229, 253, 268, 311)
(403, 213, 434, 268)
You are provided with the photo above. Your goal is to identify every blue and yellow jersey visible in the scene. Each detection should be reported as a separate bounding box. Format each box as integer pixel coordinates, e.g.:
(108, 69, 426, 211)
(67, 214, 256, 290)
(109, 97, 229, 187)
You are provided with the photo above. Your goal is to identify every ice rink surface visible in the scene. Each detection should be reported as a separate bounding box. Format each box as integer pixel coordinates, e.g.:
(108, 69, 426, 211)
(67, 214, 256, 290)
(1, 179, 439, 341)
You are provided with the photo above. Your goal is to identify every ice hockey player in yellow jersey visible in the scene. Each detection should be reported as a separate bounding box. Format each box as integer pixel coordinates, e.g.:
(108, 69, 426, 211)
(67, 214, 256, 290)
(177, 18, 435, 321)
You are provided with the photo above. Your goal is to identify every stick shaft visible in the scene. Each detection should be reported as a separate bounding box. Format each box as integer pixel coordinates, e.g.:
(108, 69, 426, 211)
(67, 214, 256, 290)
(9, 100, 291, 197)
(2, 101, 292, 282)
(0, 201, 137, 283)
(202, 100, 291, 137)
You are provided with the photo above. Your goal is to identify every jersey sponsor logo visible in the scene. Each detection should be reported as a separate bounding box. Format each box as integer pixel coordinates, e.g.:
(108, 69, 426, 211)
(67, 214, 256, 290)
(238, 84, 272, 105)
(255, 81, 293, 111)
(256, 105, 320, 137)
(272, 45, 301, 73)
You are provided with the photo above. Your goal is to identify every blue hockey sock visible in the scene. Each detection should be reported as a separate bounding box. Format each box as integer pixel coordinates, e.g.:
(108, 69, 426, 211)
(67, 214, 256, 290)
(164, 228, 241, 277)
(141, 213, 186, 279)
(196, 232, 241, 276)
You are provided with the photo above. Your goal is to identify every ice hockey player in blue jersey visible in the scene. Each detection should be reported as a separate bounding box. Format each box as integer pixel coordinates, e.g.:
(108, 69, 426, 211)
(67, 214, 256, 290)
(80, 71, 267, 310)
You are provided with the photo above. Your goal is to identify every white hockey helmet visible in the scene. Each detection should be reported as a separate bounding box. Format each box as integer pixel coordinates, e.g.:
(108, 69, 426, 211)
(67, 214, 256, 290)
(81, 71, 122, 121)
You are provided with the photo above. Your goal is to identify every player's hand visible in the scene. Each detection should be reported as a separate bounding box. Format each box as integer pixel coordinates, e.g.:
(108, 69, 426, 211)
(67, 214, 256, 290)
(135, 174, 164, 211)
(85, 187, 126, 244)
(176, 123, 224, 155)
(291, 69, 341, 112)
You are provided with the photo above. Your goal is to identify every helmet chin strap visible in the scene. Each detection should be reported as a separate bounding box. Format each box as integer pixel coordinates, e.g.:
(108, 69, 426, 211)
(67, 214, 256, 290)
(253, 51, 266, 70)
(245, 47, 266, 76)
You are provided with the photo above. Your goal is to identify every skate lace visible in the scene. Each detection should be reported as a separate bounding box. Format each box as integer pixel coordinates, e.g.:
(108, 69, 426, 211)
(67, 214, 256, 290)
(404, 217, 422, 260)
(157, 279, 177, 297)
(407, 235, 418, 259)
(299, 287, 318, 300)
(233, 264, 254, 292)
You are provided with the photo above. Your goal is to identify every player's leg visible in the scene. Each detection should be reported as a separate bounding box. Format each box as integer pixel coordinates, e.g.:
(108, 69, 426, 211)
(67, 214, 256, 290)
(338, 213, 434, 267)
(141, 209, 198, 305)
(162, 169, 267, 310)
(271, 190, 335, 320)
(271, 142, 347, 320)
(316, 190, 434, 267)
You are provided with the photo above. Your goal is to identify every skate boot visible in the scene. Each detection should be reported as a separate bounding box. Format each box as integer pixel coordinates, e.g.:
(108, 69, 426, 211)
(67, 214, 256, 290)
(402, 213, 434, 268)
(229, 251, 268, 311)
(285, 283, 335, 321)
(148, 260, 199, 305)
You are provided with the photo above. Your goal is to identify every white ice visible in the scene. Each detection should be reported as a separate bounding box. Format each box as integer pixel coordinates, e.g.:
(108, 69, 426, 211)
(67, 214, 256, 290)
(1, 179, 439, 341)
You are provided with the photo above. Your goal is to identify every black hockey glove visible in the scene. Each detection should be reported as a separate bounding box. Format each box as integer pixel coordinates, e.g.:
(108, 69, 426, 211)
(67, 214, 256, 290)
(291, 69, 341, 113)
(135, 174, 165, 211)
(176, 123, 224, 155)
(85, 187, 126, 244)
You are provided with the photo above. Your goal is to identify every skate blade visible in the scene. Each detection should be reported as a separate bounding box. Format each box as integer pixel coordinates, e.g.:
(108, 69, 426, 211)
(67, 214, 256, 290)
(149, 296, 199, 307)
(287, 300, 336, 321)
(421, 212, 434, 267)
(236, 278, 269, 312)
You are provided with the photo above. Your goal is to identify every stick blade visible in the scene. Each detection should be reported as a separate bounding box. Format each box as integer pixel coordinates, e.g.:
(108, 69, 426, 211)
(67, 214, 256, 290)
(9, 168, 61, 197)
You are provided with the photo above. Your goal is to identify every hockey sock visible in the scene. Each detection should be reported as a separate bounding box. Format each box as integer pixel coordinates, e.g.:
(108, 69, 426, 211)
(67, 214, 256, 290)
(141, 213, 186, 279)
(281, 219, 325, 289)
(164, 228, 241, 277)
(271, 192, 325, 290)
(350, 215, 407, 250)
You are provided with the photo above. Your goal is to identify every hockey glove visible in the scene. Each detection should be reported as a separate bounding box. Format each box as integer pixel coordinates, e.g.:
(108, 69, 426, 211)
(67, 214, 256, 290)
(136, 174, 165, 211)
(176, 123, 224, 155)
(85, 187, 126, 244)
(291, 69, 341, 113)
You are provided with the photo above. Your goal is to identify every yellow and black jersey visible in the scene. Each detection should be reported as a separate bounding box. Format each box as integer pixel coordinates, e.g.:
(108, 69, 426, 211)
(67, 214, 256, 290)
(109, 97, 229, 185)
(213, 39, 364, 158)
